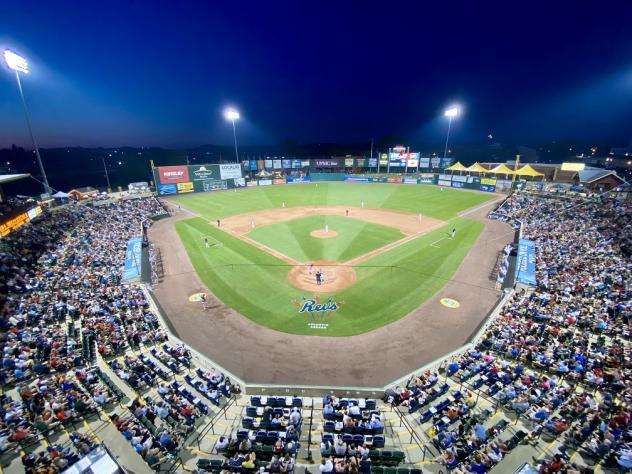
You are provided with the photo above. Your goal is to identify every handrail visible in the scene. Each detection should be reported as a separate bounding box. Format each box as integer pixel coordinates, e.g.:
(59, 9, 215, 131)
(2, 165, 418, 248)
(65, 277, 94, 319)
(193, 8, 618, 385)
(194, 395, 238, 451)
(389, 405, 435, 462)
(306, 400, 315, 462)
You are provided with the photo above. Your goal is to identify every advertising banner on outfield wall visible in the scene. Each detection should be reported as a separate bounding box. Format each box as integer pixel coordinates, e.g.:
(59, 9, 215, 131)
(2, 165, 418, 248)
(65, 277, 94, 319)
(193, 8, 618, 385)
(157, 165, 190, 184)
(176, 182, 194, 193)
(480, 184, 496, 192)
(286, 177, 312, 183)
(368, 158, 378, 167)
(481, 177, 497, 186)
(219, 164, 243, 180)
(345, 158, 354, 167)
(157, 184, 177, 195)
(234, 178, 246, 187)
(403, 178, 418, 184)
(451, 181, 465, 188)
(344, 176, 370, 182)
(189, 165, 219, 181)
(247, 180, 258, 187)
(259, 179, 273, 186)
(193, 179, 227, 192)
(274, 178, 286, 185)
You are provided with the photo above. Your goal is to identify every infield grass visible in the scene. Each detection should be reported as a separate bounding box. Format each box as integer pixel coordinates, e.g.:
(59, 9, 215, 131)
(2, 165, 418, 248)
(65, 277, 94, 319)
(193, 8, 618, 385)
(246, 215, 404, 262)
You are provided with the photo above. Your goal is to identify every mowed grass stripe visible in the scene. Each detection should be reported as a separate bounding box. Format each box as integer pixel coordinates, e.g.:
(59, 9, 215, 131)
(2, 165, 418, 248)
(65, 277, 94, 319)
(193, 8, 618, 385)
(246, 215, 404, 263)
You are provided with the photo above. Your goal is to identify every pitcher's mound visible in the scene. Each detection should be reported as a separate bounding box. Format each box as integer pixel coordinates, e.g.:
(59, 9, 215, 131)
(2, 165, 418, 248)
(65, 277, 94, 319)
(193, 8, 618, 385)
(288, 260, 356, 293)
(310, 229, 338, 239)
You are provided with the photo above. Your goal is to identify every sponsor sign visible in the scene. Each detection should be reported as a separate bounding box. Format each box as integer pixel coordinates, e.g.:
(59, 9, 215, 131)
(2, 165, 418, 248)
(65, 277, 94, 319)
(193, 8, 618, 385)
(344, 176, 370, 182)
(451, 181, 464, 188)
(265, 159, 273, 169)
(249, 160, 258, 171)
(176, 182, 194, 193)
(282, 159, 292, 169)
(234, 177, 246, 187)
(419, 157, 430, 168)
(301, 160, 310, 167)
(420, 173, 435, 178)
(122, 237, 142, 282)
(403, 178, 418, 184)
(292, 159, 302, 169)
(419, 177, 434, 184)
(287, 177, 311, 183)
(407, 159, 419, 168)
(315, 159, 339, 168)
(368, 158, 378, 167)
(247, 180, 258, 187)
(379, 153, 388, 165)
(274, 178, 286, 185)
(157, 184, 177, 195)
(441, 157, 454, 168)
(0, 211, 29, 237)
(158, 165, 189, 184)
(273, 159, 282, 169)
(481, 177, 497, 186)
(438, 179, 452, 187)
(344, 158, 354, 167)
(259, 179, 273, 186)
(219, 163, 242, 180)
(356, 158, 366, 167)
(431, 158, 441, 168)
(452, 175, 467, 182)
(440, 298, 461, 309)
(515, 239, 537, 286)
(439, 174, 453, 181)
(480, 184, 496, 192)
(388, 151, 406, 167)
(27, 206, 43, 220)
(190, 165, 217, 181)
(204, 180, 227, 192)
(128, 182, 150, 193)
(388, 177, 402, 183)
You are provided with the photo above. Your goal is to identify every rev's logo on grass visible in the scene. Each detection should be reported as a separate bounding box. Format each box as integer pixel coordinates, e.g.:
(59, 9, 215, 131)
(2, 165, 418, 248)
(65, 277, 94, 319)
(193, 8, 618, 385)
(292, 296, 344, 330)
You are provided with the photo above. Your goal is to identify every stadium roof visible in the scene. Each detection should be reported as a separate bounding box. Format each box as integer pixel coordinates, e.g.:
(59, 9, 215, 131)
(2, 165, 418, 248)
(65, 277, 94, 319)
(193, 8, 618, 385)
(445, 161, 468, 172)
(578, 168, 624, 184)
(488, 164, 515, 175)
(0, 173, 30, 185)
(466, 162, 488, 173)
(514, 164, 544, 177)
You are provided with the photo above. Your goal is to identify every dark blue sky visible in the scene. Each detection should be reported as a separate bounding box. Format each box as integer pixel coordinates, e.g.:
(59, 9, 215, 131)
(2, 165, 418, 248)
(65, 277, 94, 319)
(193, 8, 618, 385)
(1, 0, 631, 148)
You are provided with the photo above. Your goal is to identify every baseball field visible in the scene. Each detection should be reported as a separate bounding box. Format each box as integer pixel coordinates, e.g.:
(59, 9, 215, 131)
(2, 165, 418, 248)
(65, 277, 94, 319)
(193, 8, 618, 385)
(170, 182, 494, 336)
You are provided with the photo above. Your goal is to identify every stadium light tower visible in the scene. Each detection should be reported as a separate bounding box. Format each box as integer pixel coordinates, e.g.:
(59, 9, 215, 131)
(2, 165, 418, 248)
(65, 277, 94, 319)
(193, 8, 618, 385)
(223, 107, 240, 163)
(3, 49, 51, 195)
(443, 105, 461, 160)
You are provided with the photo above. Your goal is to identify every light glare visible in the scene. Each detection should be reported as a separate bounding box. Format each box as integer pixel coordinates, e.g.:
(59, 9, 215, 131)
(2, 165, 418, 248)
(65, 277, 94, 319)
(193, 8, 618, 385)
(444, 106, 460, 118)
(224, 108, 240, 121)
(4, 49, 29, 73)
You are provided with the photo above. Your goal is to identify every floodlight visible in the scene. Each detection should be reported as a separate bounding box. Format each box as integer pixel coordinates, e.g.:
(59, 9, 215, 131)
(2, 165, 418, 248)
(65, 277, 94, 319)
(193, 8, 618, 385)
(224, 108, 240, 121)
(4, 49, 28, 73)
(444, 106, 460, 118)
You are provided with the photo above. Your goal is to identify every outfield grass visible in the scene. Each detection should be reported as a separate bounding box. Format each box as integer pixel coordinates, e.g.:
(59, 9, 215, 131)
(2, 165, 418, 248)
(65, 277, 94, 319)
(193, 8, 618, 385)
(246, 215, 404, 262)
(172, 183, 492, 336)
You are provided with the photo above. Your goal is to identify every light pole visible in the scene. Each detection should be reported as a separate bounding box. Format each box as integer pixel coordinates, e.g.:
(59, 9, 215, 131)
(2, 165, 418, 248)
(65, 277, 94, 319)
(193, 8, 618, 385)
(223, 107, 240, 163)
(101, 154, 112, 192)
(3, 49, 51, 195)
(443, 105, 461, 160)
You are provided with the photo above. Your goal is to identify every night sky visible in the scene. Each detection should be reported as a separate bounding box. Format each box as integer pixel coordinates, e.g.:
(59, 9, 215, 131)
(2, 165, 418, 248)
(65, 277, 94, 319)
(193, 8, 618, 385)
(1, 0, 631, 149)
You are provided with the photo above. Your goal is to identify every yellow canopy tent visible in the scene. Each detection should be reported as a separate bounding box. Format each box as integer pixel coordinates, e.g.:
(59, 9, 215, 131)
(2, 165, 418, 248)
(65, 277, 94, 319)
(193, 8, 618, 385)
(514, 164, 544, 178)
(466, 162, 488, 173)
(445, 161, 468, 172)
(489, 164, 515, 175)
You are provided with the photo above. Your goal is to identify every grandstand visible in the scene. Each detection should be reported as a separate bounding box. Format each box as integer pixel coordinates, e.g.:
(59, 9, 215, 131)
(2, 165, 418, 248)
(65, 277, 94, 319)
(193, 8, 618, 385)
(0, 182, 630, 474)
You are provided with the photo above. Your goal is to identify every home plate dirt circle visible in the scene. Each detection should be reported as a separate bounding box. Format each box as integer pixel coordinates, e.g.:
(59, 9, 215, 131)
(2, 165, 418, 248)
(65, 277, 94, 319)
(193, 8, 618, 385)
(287, 260, 356, 292)
(310, 229, 338, 239)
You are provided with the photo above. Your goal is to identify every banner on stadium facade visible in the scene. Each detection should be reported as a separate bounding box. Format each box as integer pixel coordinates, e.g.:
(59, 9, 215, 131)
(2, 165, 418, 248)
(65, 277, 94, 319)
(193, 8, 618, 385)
(157, 184, 177, 195)
(419, 157, 431, 168)
(282, 159, 292, 169)
(286, 177, 312, 183)
(189, 165, 219, 181)
(219, 164, 242, 180)
(315, 159, 339, 168)
(481, 177, 497, 186)
(301, 160, 311, 167)
(440, 158, 454, 168)
(344, 158, 354, 167)
(157, 165, 189, 184)
(431, 158, 441, 168)
(292, 159, 302, 169)
(438, 174, 453, 181)
(379, 153, 388, 166)
(388, 150, 406, 167)
(515, 239, 536, 286)
(257, 160, 265, 170)
(368, 158, 378, 167)
(250, 160, 258, 171)
(356, 158, 366, 167)
(273, 159, 282, 169)
(265, 159, 273, 169)
(122, 237, 143, 282)
(452, 175, 467, 183)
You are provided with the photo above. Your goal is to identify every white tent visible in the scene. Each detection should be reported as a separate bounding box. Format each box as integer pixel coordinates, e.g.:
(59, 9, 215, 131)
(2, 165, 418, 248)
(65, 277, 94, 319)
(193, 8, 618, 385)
(52, 191, 70, 198)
